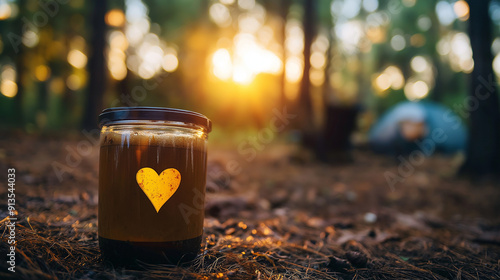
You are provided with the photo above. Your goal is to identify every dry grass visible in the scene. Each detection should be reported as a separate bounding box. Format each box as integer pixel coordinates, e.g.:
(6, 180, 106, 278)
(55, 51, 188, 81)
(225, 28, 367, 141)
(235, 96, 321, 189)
(0, 134, 499, 279)
(1, 212, 500, 279)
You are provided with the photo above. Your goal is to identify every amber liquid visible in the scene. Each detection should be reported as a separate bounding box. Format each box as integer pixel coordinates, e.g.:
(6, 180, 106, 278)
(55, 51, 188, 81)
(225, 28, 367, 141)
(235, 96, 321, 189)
(98, 131, 207, 266)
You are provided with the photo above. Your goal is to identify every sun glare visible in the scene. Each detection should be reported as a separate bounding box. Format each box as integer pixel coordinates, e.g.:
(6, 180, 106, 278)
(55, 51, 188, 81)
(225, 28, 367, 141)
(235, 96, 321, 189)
(285, 57, 303, 83)
(211, 31, 282, 85)
(212, 48, 233, 80)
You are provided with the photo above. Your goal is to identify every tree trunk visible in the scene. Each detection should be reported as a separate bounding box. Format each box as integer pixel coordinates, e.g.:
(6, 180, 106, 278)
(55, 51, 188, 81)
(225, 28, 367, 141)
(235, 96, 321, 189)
(461, 0, 500, 177)
(82, 0, 107, 129)
(280, 0, 291, 109)
(317, 105, 358, 163)
(13, 0, 26, 126)
(299, 0, 316, 129)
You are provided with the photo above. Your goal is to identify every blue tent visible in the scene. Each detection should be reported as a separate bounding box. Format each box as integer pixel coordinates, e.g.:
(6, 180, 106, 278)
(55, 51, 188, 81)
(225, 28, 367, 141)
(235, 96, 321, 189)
(369, 101, 467, 155)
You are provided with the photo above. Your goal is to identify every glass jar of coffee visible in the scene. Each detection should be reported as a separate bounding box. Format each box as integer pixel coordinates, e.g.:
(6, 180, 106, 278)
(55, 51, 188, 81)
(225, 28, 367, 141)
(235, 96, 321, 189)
(98, 107, 211, 266)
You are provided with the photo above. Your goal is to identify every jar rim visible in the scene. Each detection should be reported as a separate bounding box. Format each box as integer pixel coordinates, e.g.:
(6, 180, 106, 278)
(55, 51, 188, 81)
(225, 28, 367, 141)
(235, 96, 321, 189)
(98, 107, 212, 132)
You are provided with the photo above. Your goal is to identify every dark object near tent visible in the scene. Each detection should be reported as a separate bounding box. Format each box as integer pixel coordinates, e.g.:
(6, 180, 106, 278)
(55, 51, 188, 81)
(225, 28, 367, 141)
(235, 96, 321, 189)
(369, 101, 467, 156)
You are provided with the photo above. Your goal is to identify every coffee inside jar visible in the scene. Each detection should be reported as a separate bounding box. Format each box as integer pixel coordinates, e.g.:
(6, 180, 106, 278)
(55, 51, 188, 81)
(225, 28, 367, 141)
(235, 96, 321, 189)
(98, 108, 210, 267)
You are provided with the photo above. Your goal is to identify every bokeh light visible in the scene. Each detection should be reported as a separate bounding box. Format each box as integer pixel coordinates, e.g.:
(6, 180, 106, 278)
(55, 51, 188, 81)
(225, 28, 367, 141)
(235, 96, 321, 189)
(492, 38, 500, 54)
(209, 3, 232, 27)
(310, 52, 326, 69)
(417, 16, 432, 32)
(285, 56, 303, 83)
(390, 35, 406, 51)
(375, 73, 391, 91)
(404, 80, 429, 101)
(105, 9, 126, 27)
(450, 32, 474, 73)
(1, 80, 17, 98)
(362, 0, 378, 13)
(311, 34, 329, 53)
(35, 65, 51, 82)
(66, 74, 84, 90)
(373, 65, 405, 94)
(285, 19, 305, 55)
(493, 54, 500, 78)
(385, 66, 405, 90)
(410, 34, 426, 47)
(436, 1, 456, 26)
(118, 0, 181, 80)
(22, 30, 39, 48)
(411, 56, 429, 73)
(108, 48, 128, 81)
(110, 31, 129, 50)
(309, 69, 325, 87)
(49, 78, 65, 95)
(2, 65, 16, 81)
(67, 50, 88, 69)
(162, 53, 179, 72)
(453, 0, 470, 21)
(335, 20, 364, 54)
(0, 2, 11, 20)
(238, 0, 255, 10)
(1, 65, 18, 98)
(437, 37, 451, 56)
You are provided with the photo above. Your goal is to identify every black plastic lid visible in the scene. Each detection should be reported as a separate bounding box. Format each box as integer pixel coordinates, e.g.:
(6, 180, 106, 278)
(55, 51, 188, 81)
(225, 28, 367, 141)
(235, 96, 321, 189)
(98, 107, 212, 132)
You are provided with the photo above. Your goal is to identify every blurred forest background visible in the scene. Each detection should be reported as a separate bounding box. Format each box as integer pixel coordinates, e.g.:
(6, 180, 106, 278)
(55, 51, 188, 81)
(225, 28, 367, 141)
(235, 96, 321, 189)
(2, 1, 500, 278)
(0, 0, 499, 154)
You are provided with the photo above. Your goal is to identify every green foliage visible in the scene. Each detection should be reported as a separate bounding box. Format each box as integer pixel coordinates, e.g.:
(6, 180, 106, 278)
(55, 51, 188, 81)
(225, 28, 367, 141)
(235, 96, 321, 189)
(0, 0, 494, 130)
(147, 0, 205, 40)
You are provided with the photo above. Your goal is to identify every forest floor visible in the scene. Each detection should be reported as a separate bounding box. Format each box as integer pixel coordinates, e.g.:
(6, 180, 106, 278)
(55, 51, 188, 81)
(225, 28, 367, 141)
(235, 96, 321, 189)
(0, 132, 499, 279)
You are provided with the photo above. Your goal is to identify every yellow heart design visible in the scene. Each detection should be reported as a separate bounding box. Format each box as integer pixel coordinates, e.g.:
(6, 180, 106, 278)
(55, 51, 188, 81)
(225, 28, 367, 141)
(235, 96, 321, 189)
(136, 167, 181, 213)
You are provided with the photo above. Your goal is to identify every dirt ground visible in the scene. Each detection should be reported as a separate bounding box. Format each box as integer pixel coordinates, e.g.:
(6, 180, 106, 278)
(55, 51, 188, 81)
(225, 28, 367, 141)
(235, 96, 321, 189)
(0, 132, 499, 279)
